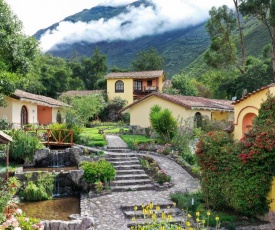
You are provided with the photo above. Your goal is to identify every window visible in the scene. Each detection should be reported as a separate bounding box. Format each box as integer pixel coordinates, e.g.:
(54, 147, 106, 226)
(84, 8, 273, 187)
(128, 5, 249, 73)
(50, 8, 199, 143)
(194, 112, 202, 128)
(134, 81, 142, 91)
(147, 80, 152, 86)
(115, 80, 124, 93)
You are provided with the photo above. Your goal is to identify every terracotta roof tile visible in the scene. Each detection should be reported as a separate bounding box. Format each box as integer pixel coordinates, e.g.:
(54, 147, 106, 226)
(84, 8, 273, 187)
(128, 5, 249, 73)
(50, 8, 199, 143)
(105, 70, 165, 79)
(60, 90, 105, 97)
(120, 92, 234, 113)
(232, 83, 275, 105)
(11, 90, 68, 107)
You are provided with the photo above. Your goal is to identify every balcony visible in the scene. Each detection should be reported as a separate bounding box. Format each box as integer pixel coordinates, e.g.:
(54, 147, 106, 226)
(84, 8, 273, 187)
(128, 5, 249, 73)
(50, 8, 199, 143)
(133, 86, 158, 94)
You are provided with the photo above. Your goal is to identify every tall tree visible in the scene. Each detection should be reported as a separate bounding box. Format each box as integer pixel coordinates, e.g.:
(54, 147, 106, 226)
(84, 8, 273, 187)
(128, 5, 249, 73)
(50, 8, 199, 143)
(204, 5, 245, 73)
(79, 47, 108, 90)
(132, 47, 165, 71)
(171, 74, 197, 96)
(239, 0, 275, 80)
(0, 0, 40, 106)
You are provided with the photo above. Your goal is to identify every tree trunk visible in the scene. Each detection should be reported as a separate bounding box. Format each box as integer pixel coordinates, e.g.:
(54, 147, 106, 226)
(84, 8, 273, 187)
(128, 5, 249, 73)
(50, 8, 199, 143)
(272, 26, 275, 82)
(233, 0, 246, 71)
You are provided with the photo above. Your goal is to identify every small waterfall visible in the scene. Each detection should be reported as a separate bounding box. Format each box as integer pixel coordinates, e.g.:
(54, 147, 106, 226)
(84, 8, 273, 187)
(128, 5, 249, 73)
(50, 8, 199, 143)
(48, 150, 65, 167)
(53, 175, 61, 197)
(52, 173, 68, 197)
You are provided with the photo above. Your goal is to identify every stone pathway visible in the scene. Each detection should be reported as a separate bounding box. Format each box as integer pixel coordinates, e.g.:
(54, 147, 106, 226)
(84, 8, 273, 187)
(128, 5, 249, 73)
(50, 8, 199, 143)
(80, 135, 200, 230)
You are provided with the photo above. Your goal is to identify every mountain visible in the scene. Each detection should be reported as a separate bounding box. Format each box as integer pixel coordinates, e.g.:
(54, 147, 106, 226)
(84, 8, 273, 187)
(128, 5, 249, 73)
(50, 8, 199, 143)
(34, 0, 271, 78)
(34, 0, 210, 78)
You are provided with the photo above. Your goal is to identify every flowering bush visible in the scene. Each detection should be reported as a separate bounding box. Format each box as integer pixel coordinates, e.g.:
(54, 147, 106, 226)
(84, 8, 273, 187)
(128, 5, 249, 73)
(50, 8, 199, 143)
(157, 144, 172, 155)
(196, 93, 275, 216)
(0, 203, 44, 230)
(154, 170, 171, 185)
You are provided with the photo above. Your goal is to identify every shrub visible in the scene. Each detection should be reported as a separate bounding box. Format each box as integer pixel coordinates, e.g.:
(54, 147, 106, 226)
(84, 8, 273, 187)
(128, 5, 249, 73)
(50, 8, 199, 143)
(80, 159, 116, 184)
(149, 104, 177, 143)
(20, 172, 55, 201)
(196, 94, 275, 216)
(8, 129, 44, 163)
(155, 170, 171, 184)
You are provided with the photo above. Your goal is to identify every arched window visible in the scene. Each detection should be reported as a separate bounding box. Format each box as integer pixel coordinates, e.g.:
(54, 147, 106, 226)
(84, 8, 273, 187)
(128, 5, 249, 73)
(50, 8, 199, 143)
(21, 106, 28, 127)
(194, 112, 202, 128)
(115, 80, 124, 93)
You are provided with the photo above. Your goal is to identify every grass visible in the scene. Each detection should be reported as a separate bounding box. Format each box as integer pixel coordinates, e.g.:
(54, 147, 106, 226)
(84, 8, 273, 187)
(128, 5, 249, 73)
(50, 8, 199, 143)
(77, 125, 128, 147)
(120, 135, 154, 145)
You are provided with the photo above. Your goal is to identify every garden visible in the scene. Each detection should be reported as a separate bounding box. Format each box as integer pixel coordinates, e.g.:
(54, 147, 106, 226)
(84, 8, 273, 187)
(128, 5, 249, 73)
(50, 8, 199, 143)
(1, 94, 275, 229)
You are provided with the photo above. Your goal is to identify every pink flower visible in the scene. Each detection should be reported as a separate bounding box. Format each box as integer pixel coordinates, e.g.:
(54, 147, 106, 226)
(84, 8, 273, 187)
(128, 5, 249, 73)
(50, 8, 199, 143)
(15, 208, 23, 215)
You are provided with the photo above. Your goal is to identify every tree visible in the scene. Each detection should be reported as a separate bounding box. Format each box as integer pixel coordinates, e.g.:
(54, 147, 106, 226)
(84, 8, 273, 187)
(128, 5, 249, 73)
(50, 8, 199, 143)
(171, 74, 197, 96)
(219, 56, 273, 99)
(149, 104, 177, 143)
(62, 94, 106, 127)
(78, 47, 108, 90)
(132, 47, 165, 71)
(0, 0, 40, 105)
(239, 0, 275, 80)
(204, 5, 245, 73)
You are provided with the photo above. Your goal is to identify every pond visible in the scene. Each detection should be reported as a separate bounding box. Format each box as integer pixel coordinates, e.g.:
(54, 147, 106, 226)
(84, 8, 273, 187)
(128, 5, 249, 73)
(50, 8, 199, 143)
(18, 196, 80, 221)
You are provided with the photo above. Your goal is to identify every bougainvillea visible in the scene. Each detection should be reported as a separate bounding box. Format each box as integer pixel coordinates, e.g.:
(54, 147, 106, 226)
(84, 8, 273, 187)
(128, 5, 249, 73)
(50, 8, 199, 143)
(196, 92, 275, 216)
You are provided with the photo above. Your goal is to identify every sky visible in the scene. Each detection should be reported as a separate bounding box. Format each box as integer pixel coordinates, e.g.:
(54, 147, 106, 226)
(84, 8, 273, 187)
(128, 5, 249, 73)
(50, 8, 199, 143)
(5, 0, 234, 52)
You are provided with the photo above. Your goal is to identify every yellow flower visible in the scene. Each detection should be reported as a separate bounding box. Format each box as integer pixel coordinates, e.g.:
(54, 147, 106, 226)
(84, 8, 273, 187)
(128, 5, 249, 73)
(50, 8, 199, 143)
(156, 205, 160, 211)
(189, 228, 193, 230)
(143, 208, 147, 215)
(132, 216, 136, 221)
(134, 205, 138, 211)
(196, 211, 200, 216)
(161, 225, 165, 230)
(196, 217, 200, 223)
(130, 226, 135, 230)
(142, 203, 145, 209)
(202, 219, 206, 224)
(173, 202, 177, 207)
(167, 205, 171, 209)
(162, 211, 166, 220)
(186, 221, 191, 226)
(152, 213, 157, 221)
(187, 213, 192, 218)
(215, 216, 219, 221)
(168, 214, 173, 221)
(207, 211, 211, 216)
(141, 227, 145, 230)
(149, 202, 154, 209)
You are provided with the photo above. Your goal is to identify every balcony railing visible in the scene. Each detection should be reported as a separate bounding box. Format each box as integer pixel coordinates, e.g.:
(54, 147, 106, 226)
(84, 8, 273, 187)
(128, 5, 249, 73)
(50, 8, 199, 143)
(134, 86, 158, 93)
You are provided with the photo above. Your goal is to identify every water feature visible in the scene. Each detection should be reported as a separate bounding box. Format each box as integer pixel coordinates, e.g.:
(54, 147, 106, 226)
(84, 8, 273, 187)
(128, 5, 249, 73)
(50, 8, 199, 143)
(18, 196, 80, 221)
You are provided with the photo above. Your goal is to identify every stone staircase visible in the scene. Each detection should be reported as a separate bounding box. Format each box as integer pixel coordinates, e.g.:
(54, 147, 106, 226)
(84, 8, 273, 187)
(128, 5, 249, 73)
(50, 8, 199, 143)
(106, 153, 155, 192)
(121, 202, 184, 229)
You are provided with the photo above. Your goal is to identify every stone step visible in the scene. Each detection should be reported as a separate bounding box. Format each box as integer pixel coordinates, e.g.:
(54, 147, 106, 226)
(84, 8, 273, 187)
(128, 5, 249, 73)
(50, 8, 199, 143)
(111, 184, 155, 192)
(127, 216, 183, 228)
(114, 165, 142, 170)
(116, 169, 146, 175)
(121, 202, 175, 212)
(107, 148, 131, 153)
(115, 174, 149, 180)
(108, 160, 140, 165)
(106, 156, 138, 162)
(106, 154, 137, 159)
(111, 179, 153, 186)
(123, 207, 182, 218)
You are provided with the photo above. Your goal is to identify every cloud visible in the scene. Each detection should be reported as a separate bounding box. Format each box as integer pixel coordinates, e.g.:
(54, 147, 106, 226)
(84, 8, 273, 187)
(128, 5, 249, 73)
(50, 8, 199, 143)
(40, 0, 233, 52)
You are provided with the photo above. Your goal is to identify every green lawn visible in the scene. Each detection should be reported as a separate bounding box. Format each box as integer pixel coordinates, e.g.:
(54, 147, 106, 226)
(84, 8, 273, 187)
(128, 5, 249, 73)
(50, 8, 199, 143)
(120, 134, 154, 145)
(78, 125, 128, 147)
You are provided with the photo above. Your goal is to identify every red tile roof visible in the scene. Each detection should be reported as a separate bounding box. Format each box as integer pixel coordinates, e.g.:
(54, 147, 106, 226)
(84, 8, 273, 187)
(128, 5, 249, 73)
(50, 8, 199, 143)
(60, 90, 105, 97)
(104, 70, 165, 79)
(232, 83, 275, 105)
(120, 92, 234, 113)
(11, 90, 68, 107)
